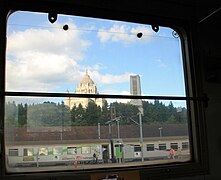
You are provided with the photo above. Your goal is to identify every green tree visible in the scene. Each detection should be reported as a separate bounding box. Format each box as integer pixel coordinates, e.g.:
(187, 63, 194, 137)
(27, 101, 71, 127)
(167, 114, 177, 123)
(18, 103, 27, 127)
(71, 105, 77, 125)
(5, 101, 18, 127)
(71, 104, 87, 126)
(110, 102, 139, 124)
(59, 101, 71, 127)
(142, 100, 187, 124)
(85, 101, 101, 125)
(100, 100, 110, 125)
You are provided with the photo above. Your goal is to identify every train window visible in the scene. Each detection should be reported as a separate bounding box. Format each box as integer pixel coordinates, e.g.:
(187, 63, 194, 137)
(67, 147, 77, 155)
(5, 10, 191, 172)
(182, 142, 189, 150)
(1, 3, 207, 178)
(159, 143, 167, 150)
(53, 147, 63, 155)
(134, 145, 141, 152)
(93, 145, 101, 153)
(82, 147, 91, 154)
(146, 144, 155, 151)
(23, 148, 34, 156)
(8, 149, 18, 156)
(38, 148, 48, 156)
(170, 143, 178, 150)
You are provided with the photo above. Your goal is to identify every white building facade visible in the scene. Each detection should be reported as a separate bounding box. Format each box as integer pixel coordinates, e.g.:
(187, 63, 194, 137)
(64, 71, 105, 109)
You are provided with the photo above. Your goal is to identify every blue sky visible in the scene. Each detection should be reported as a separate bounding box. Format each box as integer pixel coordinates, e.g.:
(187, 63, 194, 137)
(6, 11, 186, 106)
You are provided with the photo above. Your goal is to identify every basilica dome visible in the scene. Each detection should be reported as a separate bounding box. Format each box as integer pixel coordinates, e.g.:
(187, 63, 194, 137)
(80, 71, 95, 86)
(64, 70, 105, 109)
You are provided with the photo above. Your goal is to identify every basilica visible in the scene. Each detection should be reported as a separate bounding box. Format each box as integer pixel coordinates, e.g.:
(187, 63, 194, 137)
(64, 71, 105, 109)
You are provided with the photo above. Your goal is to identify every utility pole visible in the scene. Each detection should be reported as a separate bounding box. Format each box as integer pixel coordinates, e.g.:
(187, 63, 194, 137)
(110, 105, 116, 120)
(98, 123, 101, 139)
(61, 101, 64, 141)
(139, 112, 144, 162)
(129, 113, 144, 162)
(158, 127, 163, 137)
(105, 105, 123, 162)
(117, 119, 120, 139)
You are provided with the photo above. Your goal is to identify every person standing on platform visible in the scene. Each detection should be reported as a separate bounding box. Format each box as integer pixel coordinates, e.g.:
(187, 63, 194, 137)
(93, 152, 98, 164)
(170, 148, 175, 159)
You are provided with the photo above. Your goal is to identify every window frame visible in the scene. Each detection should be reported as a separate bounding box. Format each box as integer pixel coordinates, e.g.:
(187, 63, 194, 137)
(23, 148, 34, 157)
(82, 146, 91, 154)
(159, 143, 167, 151)
(170, 143, 178, 150)
(134, 145, 141, 152)
(53, 147, 63, 156)
(8, 149, 19, 157)
(182, 142, 189, 150)
(67, 147, 77, 155)
(0, 0, 209, 179)
(38, 147, 48, 156)
(146, 144, 155, 151)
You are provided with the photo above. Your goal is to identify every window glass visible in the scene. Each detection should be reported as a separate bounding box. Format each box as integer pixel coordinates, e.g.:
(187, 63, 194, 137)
(159, 143, 167, 150)
(134, 145, 141, 152)
(82, 147, 91, 154)
(24, 148, 34, 156)
(9, 149, 18, 156)
(53, 147, 63, 155)
(146, 144, 155, 151)
(5, 10, 191, 173)
(182, 142, 189, 150)
(39, 148, 48, 156)
(6, 11, 186, 97)
(170, 143, 178, 150)
(67, 147, 77, 155)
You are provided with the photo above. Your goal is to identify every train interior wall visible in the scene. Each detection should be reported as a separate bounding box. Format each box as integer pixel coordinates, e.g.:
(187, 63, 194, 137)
(1, 0, 221, 180)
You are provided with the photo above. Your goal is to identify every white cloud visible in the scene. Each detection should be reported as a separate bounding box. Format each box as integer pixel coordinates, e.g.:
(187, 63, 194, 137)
(88, 70, 132, 84)
(6, 22, 137, 92)
(84, 63, 107, 71)
(6, 53, 82, 91)
(101, 89, 130, 95)
(102, 90, 130, 104)
(6, 22, 90, 91)
(8, 23, 90, 60)
(97, 24, 153, 44)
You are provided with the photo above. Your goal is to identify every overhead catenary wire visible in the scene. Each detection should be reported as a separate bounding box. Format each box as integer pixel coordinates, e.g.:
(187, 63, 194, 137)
(8, 23, 178, 40)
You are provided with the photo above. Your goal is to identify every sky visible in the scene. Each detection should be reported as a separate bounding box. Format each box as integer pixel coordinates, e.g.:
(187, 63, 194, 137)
(6, 11, 186, 107)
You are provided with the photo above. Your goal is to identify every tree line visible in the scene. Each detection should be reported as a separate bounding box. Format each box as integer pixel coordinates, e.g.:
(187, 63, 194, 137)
(5, 100, 187, 128)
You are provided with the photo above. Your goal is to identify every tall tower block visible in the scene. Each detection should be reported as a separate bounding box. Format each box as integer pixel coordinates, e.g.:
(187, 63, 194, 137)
(130, 75, 143, 114)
